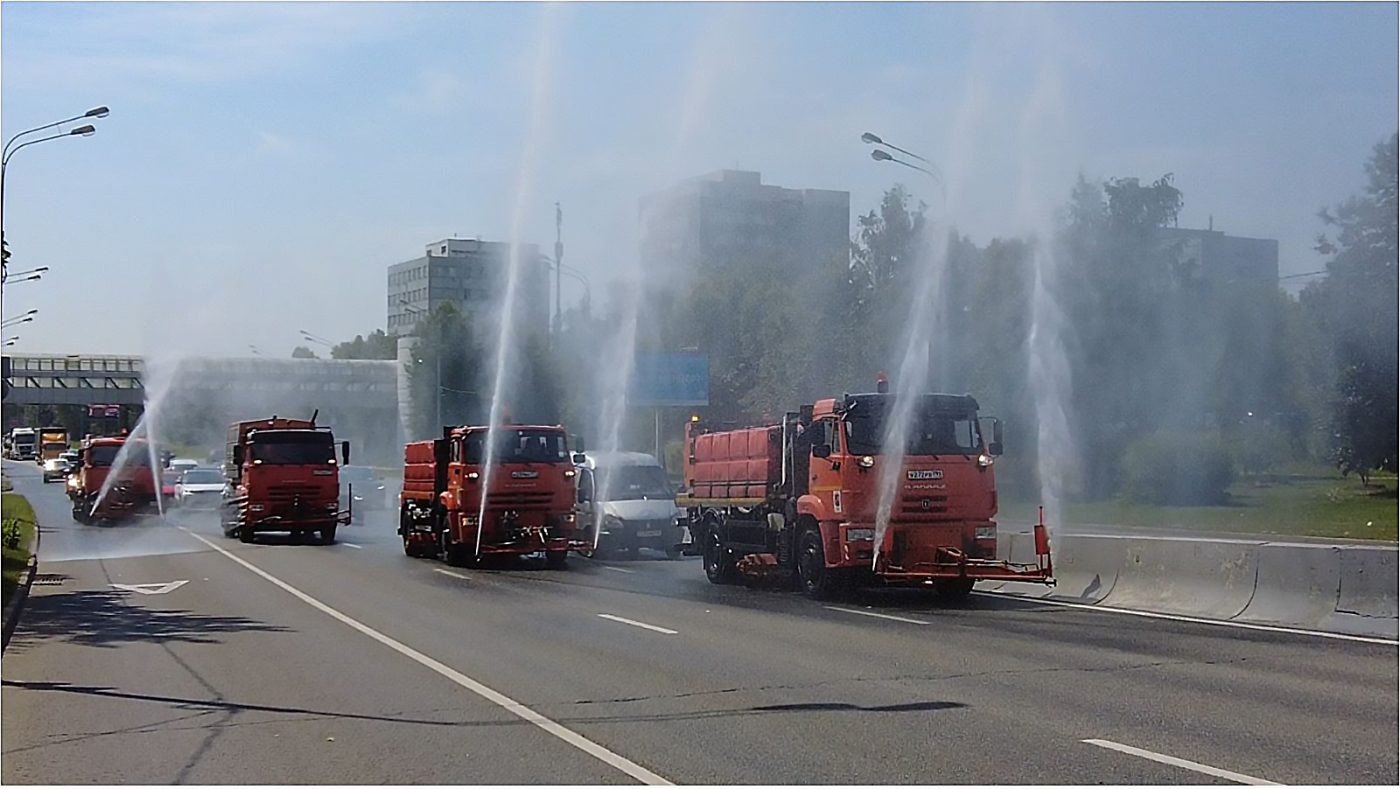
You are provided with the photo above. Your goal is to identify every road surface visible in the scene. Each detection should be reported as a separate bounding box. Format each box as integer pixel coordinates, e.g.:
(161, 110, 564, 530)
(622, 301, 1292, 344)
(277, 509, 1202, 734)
(3, 459, 1396, 784)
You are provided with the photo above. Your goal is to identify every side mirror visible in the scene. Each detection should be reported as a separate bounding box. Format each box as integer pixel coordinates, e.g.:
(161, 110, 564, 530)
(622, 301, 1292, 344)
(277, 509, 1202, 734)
(990, 420, 1004, 456)
(232, 446, 244, 466)
(341, 441, 351, 465)
(572, 452, 586, 464)
(988, 442, 1003, 457)
(812, 443, 832, 459)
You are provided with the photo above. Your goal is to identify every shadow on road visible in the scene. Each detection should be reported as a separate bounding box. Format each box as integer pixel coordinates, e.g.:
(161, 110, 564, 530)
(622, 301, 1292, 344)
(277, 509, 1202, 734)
(5, 590, 289, 652)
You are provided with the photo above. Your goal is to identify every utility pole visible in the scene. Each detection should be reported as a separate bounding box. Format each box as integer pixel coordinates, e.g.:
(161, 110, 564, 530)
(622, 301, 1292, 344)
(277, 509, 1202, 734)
(554, 202, 563, 337)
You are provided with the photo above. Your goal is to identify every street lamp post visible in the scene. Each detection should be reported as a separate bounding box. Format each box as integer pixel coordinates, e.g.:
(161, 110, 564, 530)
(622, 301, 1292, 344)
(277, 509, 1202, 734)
(2, 105, 106, 302)
(542, 254, 591, 322)
(2, 309, 38, 329)
(400, 299, 440, 431)
(298, 329, 335, 354)
(862, 131, 946, 210)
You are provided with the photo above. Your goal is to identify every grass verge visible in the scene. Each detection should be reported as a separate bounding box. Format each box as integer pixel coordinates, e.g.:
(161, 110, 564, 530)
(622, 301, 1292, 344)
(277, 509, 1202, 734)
(2, 492, 38, 608)
(1004, 473, 1398, 542)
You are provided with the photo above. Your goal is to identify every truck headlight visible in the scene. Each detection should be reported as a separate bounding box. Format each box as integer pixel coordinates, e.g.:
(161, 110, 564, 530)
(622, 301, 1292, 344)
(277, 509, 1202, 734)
(562, 513, 576, 523)
(249, 504, 265, 512)
(465, 515, 479, 527)
(845, 528, 875, 542)
(977, 454, 994, 468)
(858, 455, 875, 469)
(326, 503, 339, 511)
(975, 526, 996, 540)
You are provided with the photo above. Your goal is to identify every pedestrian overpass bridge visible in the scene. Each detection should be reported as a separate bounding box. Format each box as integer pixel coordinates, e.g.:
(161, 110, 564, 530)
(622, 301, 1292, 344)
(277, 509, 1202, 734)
(3, 353, 403, 464)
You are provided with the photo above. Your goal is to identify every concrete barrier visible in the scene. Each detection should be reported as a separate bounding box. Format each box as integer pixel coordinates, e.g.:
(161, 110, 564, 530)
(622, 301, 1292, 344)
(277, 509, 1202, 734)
(1234, 544, 1341, 630)
(986, 531, 1398, 639)
(1098, 537, 1258, 619)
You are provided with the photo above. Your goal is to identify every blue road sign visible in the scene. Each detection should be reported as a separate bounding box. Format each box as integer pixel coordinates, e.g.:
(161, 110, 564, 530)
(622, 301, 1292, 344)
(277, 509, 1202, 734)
(630, 352, 709, 407)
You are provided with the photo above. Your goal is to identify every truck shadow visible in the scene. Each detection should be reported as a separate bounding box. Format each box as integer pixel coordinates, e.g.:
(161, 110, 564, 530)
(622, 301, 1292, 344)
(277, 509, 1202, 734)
(5, 590, 289, 652)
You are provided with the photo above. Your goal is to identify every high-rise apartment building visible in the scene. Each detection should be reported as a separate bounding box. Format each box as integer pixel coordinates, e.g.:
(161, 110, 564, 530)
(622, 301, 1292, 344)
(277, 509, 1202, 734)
(638, 170, 850, 279)
(386, 238, 546, 335)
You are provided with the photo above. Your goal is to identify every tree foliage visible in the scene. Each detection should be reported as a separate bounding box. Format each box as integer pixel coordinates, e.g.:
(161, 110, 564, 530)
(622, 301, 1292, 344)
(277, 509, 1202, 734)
(1303, 133, 1399, 482)
(331, 329, 398, 360)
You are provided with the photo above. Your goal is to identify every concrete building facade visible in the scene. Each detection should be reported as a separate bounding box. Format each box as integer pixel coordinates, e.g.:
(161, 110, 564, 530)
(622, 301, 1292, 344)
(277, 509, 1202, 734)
(1158, 227, 1279, 286)
(638, 170, 850, 279)
(386, 238, 547, 336)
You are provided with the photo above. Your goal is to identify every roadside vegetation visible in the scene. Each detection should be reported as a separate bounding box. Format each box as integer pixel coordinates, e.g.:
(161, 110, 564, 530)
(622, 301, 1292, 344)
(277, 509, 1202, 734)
(2, 492, 38, 606)
(1005, 469, 1398, 541)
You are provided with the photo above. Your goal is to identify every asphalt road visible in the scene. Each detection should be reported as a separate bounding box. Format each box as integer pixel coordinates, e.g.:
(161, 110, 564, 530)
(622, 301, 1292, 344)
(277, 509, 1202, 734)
(3, 459, 1396, 784)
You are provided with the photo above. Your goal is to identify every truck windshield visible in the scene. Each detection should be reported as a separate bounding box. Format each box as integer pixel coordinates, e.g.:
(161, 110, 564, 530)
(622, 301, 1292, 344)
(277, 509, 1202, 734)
(597, 465, 672, 500)
(463, 429, 568, 464)
(844, 400, 982, 456)
(88, 445, 151, 467)
(249, 433, 335, 465)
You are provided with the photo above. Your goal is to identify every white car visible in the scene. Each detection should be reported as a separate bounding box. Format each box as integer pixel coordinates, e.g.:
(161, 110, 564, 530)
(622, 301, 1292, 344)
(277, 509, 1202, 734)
(168, 458, 201, 476)
(174, 468, 226, 509)
(41, 457, 69, 483)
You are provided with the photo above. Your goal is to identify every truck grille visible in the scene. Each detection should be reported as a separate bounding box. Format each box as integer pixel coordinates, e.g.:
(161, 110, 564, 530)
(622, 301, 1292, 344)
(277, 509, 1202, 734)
(483, 491, 554, 511)
(897, 494, 949, 521)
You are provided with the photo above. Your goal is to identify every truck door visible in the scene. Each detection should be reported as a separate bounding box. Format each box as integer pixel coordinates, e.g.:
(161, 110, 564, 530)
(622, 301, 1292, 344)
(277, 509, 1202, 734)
(808, 418, 843, 519)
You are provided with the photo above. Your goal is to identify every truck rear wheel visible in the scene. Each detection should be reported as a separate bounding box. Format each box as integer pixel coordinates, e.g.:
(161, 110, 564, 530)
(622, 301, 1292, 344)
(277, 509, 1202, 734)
(703, 526, 737, 584)
(238, 523, 255, 543)
(796, 528, 841, 600)
(934, 578, 975, 601)
(545, 551, 568, 570)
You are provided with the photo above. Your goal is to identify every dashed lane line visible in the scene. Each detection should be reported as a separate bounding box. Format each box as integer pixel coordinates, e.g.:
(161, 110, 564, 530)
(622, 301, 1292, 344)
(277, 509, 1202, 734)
(1083, 738, 1282, 785)
(824, 606, 930, 626)
(178, 527, 671, 785)
(597, 614, 678, 635)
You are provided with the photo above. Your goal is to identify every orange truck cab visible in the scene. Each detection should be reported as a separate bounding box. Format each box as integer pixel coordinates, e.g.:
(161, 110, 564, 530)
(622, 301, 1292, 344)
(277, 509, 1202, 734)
(220, 416, 351, 544)
(69, 435, 159, 524)
(679, 383, 1053, 599)
(399, 424, 582, 568)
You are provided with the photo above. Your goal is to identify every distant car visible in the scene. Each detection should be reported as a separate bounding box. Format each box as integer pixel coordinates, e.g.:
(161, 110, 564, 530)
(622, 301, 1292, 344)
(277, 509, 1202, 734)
(168, 458, 200, 476)
(58, 450, 81, 472)
(174, 468, 225, 509)
(42, 457, 69, 483)
(160, 469, 182, 500)
(338, 465, 387, 522)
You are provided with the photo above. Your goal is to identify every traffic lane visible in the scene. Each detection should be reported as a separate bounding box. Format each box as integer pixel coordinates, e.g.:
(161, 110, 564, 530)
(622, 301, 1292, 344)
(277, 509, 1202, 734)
(165, 505, 1394, 783)
(314, 537, 1395, 785)
(3, 459, 207, 565)
(481, 565, 1397, 785)
(1, 528, 635, 785)
(206, 525, 1239, 785)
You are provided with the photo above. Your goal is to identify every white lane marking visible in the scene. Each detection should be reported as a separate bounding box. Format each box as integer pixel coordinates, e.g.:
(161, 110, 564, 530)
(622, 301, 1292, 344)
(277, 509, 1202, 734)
(110, 580, 188, 595)
(603, 565, 637, 574)
(825, 606, 929, 626)
(339, 542, 363, 549)
(178, 527, 670, 785)
(1083, 738, 1282, 785)
(975, 592, 1399, 647)
(434, 568, 472, 581)
(597, 614, 677, 635)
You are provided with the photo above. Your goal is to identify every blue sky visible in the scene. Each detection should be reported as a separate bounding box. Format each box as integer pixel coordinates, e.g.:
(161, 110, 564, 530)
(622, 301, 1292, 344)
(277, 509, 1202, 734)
(2, 1, 1395, 356)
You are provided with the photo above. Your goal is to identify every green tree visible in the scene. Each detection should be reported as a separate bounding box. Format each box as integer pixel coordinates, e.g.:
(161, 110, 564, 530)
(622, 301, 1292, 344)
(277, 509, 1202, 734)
(331, 329, 398, 360)
(1305, 133, 1399, 483)
(291, 346, 317, 359)
(405, 304, 485, 438)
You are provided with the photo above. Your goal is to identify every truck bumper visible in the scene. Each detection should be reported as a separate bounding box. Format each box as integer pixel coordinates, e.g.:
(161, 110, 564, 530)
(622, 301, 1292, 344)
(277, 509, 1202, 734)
(863, 519, 1056, 587)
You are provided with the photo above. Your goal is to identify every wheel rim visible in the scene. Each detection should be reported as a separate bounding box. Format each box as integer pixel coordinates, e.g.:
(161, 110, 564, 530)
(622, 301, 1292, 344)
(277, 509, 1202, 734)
(705, 531, 723, 576)
(798, 535, 821, 592)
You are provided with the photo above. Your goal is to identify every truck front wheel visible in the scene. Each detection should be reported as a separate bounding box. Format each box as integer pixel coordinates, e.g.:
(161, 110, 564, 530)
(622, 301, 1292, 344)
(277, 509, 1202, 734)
(796, 528, 841, 600)
(703, 526, 737, 584)
(319, 525, 337, 545)
(546, 551, 568, 570)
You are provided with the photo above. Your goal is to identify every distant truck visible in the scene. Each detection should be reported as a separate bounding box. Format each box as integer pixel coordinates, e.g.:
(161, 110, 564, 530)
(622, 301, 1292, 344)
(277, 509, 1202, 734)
(9, 428, 36, 461)
(220, 414, 351, 544)
(69, 434, 159, 524)
(399, 424, 582, 568)
(574, 451, 685, 559)
(678, 377, 1054, 599)
(38, 426, 69, 463)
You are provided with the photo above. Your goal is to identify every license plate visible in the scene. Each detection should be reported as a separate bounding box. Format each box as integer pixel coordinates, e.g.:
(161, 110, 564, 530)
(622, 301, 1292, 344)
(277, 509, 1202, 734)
(636, 530, 662, 538)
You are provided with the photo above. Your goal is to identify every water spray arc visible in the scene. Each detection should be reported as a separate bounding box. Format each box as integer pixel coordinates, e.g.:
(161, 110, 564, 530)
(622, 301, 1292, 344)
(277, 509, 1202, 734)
(862, 132, 951, 570)
(476, 7, 560, 559)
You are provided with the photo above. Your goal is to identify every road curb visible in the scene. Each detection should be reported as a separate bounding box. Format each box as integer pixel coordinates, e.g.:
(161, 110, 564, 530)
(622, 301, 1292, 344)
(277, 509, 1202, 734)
(2, 524, 40, 652)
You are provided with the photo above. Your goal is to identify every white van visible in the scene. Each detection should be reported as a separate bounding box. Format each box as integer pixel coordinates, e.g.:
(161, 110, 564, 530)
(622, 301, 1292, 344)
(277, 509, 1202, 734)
(574, 452, 684, 559)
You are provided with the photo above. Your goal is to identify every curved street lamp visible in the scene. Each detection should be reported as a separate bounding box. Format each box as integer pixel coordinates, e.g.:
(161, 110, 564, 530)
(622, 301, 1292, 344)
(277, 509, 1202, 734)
(2, 106, 106, 297)
(864, 133, 947, 211)
(400, 299, 441, 430)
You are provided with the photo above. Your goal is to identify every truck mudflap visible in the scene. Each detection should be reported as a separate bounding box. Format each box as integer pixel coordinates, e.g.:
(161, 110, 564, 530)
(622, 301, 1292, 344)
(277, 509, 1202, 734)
(876, 511, 1055, 586)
